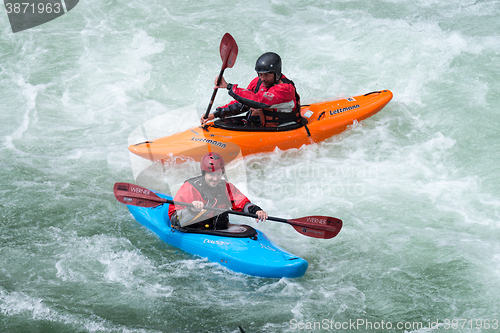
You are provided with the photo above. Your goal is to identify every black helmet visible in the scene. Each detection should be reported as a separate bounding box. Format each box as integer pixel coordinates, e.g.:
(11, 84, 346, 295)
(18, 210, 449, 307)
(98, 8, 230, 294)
(255, 52, 282, 83)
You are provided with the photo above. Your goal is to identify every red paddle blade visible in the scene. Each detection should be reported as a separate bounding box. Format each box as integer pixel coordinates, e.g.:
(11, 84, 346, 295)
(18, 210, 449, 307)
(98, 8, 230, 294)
(113, 182, 166, 208)
(287, 216, 343, 239)
(290, 225, 338, 239)
(220, 33, 238, 69)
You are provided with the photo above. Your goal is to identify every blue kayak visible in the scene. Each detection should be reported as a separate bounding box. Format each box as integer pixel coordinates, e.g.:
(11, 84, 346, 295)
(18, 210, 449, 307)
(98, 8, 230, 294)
(124, 192, 308, 278)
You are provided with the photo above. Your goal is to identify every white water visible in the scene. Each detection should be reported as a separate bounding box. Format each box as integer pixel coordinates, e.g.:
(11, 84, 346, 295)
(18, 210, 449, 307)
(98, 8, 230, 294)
(1, 0, 499, 332)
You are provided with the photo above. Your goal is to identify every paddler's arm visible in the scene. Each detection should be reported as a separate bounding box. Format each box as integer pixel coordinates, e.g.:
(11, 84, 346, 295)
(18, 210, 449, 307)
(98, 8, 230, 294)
(227, 78, 295, 111)
(200, 113, 215, 125)
(200, 75, 250, 125)
(244, 203, 268, 222)
(200, 103, 250, 125)
(171, 201, 206, 227)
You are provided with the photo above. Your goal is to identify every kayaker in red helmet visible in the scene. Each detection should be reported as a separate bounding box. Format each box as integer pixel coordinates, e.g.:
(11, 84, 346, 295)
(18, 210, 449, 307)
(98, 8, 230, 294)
(201, 52, 301, 127)
(168, 152, 268, 229)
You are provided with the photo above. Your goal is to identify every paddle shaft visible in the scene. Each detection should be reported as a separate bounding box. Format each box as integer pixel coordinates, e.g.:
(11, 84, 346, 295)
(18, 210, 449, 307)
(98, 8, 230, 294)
(122, 192, 333, 232)
(119, 188, 286, 223)
(167, 199, 339, 232)
(114, 182, 342, 238)
(203, 67, 225, 119)
(166, 197, 287, 222)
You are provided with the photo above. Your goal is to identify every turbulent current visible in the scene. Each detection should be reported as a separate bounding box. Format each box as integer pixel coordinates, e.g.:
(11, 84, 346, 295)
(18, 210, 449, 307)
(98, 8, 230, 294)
(1, 0, 499, 332)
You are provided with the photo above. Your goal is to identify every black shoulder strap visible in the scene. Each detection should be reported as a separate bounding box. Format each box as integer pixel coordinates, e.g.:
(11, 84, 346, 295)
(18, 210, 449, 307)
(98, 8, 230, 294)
(186, 175, 207, 200)
(254, 79, 262, 93)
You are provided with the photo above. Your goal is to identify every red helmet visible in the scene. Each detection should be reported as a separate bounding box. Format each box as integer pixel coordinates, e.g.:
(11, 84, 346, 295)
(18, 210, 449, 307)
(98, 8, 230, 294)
(200, 152, 225, 173)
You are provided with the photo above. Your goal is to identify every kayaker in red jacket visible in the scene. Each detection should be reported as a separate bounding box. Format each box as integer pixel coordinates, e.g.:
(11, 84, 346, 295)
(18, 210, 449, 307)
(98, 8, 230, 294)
(201, 52, 301, 127)
(168, 152, 268, 229)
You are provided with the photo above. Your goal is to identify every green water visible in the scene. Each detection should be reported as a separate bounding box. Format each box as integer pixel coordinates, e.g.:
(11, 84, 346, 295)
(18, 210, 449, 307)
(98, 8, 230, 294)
(1, 0, 500, 332)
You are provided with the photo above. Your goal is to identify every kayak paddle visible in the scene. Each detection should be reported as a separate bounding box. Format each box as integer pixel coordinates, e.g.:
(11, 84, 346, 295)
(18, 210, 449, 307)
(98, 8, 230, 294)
(114, 182, 342, 239)
(203, 33, 238, 121)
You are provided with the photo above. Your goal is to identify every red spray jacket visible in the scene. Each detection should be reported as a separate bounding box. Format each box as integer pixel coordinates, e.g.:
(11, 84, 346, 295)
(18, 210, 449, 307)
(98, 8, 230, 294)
(168, 178, 251, 220)
(223, 75, 299, 114)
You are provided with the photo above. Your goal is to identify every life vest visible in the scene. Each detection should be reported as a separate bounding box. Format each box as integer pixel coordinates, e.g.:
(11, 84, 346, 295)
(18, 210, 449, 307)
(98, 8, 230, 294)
(253, 77, 302, 127)
(187, 176, 231, 208)
(185, 175, 231, 229)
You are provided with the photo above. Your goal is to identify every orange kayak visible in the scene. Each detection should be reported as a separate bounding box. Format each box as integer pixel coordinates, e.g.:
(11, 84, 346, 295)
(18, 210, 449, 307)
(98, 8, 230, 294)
(129, 90, 393, 163)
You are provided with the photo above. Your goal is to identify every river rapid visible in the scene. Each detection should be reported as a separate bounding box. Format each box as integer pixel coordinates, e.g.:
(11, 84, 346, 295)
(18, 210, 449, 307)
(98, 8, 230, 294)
(1, 0, 499, 332)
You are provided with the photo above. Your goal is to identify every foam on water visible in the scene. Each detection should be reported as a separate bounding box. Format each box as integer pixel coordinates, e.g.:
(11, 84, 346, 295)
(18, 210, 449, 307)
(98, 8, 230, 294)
(1, 0, 500, 331)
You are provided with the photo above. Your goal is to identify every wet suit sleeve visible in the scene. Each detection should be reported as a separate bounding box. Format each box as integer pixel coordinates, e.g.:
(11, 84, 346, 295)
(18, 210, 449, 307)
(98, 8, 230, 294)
(225, 182, 262, 214)
(226, 78, 296, 110)
(213, 103, 250, 119)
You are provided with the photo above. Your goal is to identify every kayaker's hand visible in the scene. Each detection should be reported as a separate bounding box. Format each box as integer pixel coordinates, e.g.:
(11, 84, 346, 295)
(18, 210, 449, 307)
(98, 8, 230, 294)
(255, 210, 268, 222)
(191, 201, 204, 211)
(200, 113, 215, 125)
(215, 75, 228, 89)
